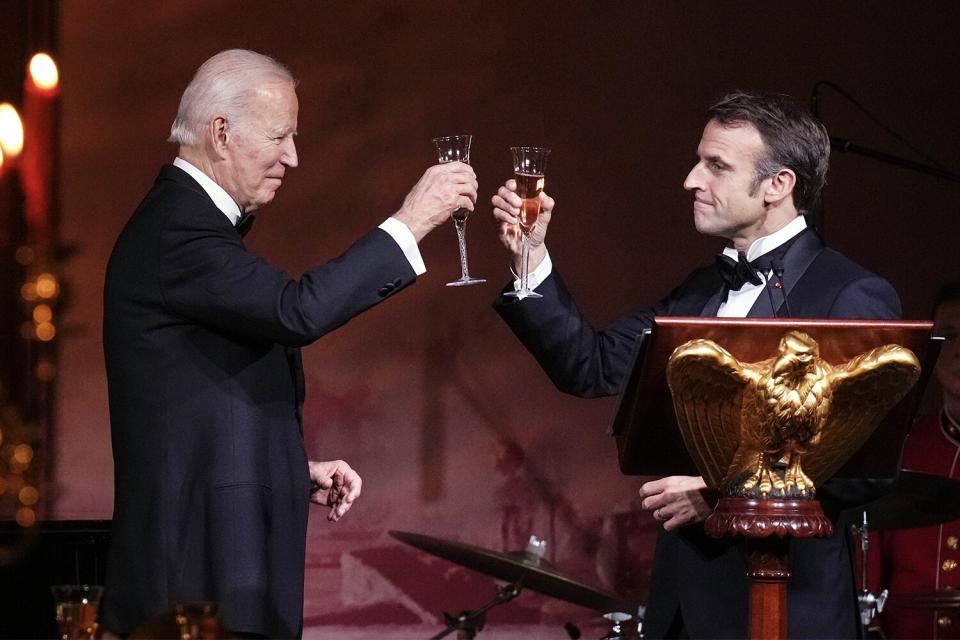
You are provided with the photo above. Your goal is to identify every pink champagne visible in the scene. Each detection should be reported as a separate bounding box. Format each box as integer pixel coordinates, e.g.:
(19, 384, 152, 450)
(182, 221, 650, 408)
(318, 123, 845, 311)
(514, 171, 544, 232)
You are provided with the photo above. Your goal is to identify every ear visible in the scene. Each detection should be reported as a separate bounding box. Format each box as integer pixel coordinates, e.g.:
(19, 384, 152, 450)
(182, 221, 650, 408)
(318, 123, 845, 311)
(763, 167, 796, 207)
(209, 116, 230, 159)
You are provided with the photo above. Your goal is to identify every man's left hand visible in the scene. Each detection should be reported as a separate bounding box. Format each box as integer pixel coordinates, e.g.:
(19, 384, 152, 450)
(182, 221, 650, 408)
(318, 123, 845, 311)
(309, 459, 362, 522)
(639, 475, 717, 531)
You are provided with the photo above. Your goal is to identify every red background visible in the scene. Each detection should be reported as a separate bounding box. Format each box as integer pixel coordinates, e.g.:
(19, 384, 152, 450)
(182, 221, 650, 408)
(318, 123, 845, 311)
(36, 1, 960, 636)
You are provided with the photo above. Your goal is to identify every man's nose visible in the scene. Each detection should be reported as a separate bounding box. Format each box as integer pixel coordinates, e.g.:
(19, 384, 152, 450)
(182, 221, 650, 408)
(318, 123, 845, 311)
(282, 138, 298, 168)
(683, 163, 702, 191)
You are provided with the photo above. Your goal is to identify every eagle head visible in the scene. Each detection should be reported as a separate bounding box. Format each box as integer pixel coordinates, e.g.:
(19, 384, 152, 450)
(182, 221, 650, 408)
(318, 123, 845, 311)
(772, 331, 820, 380)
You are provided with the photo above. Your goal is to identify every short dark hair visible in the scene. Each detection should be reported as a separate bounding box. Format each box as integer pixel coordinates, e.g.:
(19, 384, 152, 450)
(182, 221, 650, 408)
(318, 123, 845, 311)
(707, 91, 830, 215)
(933, 280, 960, 316)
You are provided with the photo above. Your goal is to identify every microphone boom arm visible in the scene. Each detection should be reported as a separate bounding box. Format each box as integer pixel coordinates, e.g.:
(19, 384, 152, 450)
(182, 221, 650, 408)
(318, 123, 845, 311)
(830, 136, 960, 184)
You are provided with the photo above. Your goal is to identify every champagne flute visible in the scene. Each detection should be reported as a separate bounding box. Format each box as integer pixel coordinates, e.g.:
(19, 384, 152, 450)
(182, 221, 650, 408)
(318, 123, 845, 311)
(504, 146, 550, 300)
(432, 135, 486, 287)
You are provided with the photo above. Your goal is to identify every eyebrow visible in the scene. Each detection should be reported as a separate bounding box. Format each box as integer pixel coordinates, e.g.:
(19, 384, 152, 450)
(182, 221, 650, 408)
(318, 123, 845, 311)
(703, 154, 732, 167)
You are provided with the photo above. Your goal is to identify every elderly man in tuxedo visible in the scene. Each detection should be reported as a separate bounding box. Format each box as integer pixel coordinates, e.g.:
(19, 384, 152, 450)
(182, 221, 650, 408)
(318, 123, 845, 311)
(491, 91, 899, 638)
(102, 49, 476, 638)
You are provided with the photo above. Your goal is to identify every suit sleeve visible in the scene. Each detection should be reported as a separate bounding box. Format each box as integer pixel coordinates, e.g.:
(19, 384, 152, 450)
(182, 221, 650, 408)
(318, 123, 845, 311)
(494, 270, 676, 398)
(158, 205, 417, 347)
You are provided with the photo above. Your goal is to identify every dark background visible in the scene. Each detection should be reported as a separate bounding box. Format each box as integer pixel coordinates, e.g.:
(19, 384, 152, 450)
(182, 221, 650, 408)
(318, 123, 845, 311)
(2, 1, 958, 636)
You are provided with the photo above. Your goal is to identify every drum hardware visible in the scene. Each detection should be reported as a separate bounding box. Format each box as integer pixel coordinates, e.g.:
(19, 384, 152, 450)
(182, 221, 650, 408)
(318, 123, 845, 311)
(849, 472, 960, 630)
(390, 531, 642, 639)
(852, 511, 888, 628)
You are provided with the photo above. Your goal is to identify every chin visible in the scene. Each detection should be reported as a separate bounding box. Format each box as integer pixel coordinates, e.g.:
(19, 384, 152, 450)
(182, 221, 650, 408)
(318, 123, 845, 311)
(251, 195, 277, 211)
(693, 218, 716, 236)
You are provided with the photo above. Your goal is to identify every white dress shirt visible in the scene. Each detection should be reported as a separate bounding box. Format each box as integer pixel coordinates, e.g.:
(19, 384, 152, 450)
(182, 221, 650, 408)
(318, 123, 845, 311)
(173, 157, 426, 275)
(715, 215, 806, 317)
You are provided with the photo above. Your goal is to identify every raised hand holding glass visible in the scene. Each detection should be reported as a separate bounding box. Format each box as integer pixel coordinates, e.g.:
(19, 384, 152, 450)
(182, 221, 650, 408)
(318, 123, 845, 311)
(432, 135, 486, 287)
(504, 146, 550, 300)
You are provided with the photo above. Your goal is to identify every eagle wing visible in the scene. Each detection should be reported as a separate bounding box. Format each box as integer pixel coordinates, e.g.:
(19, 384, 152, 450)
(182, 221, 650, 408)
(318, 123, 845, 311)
(666, 339, 756, 488)
(803, 344, 921, 484)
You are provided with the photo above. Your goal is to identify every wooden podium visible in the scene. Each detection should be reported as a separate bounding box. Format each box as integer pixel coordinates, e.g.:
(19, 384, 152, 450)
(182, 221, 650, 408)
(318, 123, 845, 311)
(609, 317, 938, 639)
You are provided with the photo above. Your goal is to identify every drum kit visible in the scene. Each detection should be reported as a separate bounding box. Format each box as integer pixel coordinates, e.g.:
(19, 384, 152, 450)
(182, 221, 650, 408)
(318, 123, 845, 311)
(850, 470, 960, 629)
(392, 470, 960, 639)
(389, 531, 643, 639)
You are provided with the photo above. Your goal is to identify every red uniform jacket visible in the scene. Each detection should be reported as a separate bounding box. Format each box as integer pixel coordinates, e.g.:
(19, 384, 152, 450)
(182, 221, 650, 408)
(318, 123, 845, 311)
(865, 409, 960, 639)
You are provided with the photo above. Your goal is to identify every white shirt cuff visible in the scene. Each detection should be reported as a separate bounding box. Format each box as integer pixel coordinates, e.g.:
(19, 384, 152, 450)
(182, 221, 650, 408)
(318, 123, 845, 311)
(379, 217, 426, 276)
(511, 249, 553, 291)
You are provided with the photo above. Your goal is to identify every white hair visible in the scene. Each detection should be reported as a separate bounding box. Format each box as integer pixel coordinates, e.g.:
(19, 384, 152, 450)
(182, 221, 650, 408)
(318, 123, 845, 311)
(168, 49, 295, 147)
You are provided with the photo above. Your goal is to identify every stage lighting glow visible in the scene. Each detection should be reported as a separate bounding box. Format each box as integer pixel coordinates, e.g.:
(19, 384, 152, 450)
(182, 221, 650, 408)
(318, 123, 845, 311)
(19, 485, 39, 506)
(16, 507, 36, 527)
(33, 304, 53, 324)
(35, 273, 59, 298)
(29, 53, 59, 91)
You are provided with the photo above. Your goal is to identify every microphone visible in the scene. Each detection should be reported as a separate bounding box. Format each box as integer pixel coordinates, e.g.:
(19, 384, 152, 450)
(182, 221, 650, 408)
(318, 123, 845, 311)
(772, 260, 791, 317)
(763, 270, 779, 318)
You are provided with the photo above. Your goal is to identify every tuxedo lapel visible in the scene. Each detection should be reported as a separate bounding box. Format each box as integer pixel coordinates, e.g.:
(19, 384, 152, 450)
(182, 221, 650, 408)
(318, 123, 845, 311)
(746, 228, 824, 317)
(778, 229, 824, 305)
(663, 267, 727, 317)
(746, 284, 774, 318)
(700, 286, 727, 317)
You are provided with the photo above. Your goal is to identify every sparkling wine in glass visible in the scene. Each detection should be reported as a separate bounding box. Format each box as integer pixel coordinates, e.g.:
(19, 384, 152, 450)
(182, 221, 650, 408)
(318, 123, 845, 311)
(504, 146, 550, 300)
(432, 134, 486, 287)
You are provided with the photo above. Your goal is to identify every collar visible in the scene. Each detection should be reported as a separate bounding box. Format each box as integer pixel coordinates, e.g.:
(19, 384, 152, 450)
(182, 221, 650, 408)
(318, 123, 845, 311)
(721, 215, 808, 263)
(173, 157, 243, 225)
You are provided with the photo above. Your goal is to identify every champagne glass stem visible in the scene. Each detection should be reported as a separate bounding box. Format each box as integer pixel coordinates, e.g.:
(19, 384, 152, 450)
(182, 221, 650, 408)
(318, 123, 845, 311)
(455, 218, 471, 279)
(520, 231, 531, 293)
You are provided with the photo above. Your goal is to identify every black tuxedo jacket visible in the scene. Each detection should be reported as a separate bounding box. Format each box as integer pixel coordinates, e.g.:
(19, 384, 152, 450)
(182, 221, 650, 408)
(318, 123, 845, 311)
(102, 165, 416, 638)
(495, 228, 901, 639)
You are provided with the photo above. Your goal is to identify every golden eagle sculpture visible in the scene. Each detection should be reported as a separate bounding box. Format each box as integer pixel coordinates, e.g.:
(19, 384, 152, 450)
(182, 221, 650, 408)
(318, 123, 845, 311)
(666, 331, 920, 498)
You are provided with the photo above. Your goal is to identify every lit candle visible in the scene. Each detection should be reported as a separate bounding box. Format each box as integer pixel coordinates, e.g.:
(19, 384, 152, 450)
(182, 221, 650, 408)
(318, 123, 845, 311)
(0, 103, 25, 247)
(20, 52, 60, 248)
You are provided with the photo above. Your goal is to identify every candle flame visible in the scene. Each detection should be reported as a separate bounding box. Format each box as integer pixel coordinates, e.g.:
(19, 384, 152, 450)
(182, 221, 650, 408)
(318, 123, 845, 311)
(0, 103, 24, 158)
(29, 53, 59, 91)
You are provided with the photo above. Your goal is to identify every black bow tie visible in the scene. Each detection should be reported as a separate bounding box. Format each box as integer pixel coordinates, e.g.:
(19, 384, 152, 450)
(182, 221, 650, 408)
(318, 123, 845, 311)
(715, 227, 809, 292)
(716, 252, 764, 291)
(235, 212, 256, 238)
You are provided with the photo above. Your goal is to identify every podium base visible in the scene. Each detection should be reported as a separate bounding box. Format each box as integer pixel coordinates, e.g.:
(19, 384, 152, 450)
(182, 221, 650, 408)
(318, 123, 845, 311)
(705, 497, 833, 539)
(704, 497, 833, 640)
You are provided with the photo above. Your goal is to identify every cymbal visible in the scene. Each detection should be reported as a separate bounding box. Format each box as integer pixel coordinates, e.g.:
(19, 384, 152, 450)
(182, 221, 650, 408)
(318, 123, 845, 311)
(892, 589, 960, 609)
(390, 530, 638, 615)
(858, 470, 960, 530)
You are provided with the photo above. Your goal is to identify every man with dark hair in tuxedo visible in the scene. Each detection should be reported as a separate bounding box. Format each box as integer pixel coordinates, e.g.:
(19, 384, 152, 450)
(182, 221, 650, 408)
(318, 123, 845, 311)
(102, 49, 477, 638)
(490, 91, 899, 638)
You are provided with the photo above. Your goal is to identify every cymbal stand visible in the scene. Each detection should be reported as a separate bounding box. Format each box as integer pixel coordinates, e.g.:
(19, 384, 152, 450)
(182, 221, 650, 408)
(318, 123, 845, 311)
(430, 581, 523, 640)
(852, 510, 888, 629)
(600, 610, 643, 639)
